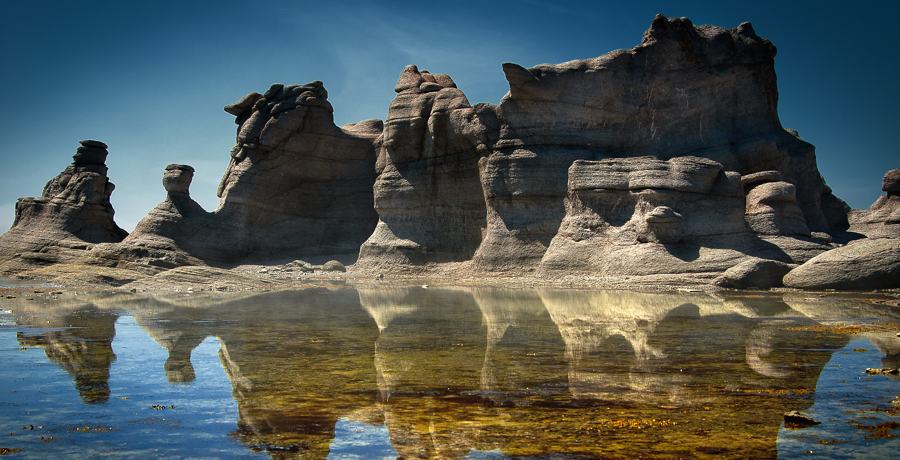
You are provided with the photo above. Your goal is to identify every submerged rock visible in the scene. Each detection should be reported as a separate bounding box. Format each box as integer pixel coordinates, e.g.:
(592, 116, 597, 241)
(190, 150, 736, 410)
(783, 411, 819, 428)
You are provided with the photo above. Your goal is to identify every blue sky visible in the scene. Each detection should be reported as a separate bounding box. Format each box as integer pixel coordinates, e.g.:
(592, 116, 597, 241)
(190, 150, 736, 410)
(0, 0, 896, 231)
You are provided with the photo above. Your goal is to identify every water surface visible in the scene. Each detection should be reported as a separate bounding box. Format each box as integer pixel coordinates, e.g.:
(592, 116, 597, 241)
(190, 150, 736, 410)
(0, 287, 898, 458)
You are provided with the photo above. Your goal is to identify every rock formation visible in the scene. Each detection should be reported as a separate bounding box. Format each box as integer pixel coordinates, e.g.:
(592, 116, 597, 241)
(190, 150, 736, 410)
(1, 16, 896, 290)
(474, 16, 847, 270)
(94, 82, 383, 271)
(849, 168, 899, 239)
(742, 170, 810, 236)
(713, 258, 795, 289)
(541, 156, 825, 278)
(88, 164, 214, 272)
(358, 66, 493, 266)
(0, 140, 127, 274)
(216, 81, 381, 263)
(783, 238, 900, 290)
(783, 168, 899, 290)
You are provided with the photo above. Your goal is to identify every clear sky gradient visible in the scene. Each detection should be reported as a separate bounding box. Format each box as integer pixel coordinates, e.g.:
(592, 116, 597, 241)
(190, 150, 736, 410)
(1, 0, 896, 231)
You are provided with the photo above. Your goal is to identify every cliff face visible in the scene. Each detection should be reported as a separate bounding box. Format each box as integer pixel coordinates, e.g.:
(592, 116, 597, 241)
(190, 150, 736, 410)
(475, 16, 844, 270)
(2, 15, 894, 289)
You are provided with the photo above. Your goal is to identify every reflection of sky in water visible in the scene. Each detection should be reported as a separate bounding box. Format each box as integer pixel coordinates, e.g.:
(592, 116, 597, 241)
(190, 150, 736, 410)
(328, 418, 396, 459)
(0, 317, 254, 459)
(778, 338, 900, 458)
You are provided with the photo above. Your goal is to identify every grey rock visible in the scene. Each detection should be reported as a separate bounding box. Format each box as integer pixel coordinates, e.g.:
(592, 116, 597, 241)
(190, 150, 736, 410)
(73, 140, 109, 165)
(475, 15, 846, 270)
(542, 156, 828, 277)
(211, 80, 381, 264)
(883, 168, 900, 195)
(849, 169, 900, 239)
(224, 92, 262, 117)
(637, 206, 683, 244)
(358, 65, 492, 267)
(783, 238, 900, 290)
(713, 258, 794, 289)
(744, 181, 810, 236)
(740, 170, 782, 191)
(79, 139, 108, 149)
(320, 260, 346, 272)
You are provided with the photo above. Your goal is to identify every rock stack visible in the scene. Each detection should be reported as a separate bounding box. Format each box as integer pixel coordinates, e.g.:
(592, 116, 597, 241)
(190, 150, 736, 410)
(0, 140, 127, 274)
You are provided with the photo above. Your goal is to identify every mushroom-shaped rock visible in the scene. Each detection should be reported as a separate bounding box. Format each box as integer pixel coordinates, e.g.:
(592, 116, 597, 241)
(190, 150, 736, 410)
(745, 181, 810, 236)
(162, 164, 194, 195)
(883, 168, 900, 195)
(73, 139, 109, 165)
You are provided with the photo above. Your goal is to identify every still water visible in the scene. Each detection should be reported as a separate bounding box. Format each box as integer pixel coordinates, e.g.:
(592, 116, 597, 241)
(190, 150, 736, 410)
(0, 286, 897, 458)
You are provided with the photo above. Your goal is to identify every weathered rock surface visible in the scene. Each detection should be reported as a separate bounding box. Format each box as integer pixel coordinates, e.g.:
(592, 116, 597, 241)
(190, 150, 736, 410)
(0, 140, 127, 273)
(0, 16, 888, 291)
(472, 15, 846, 270)
(87, 164, 215, 273)
(713, 258, 795, 289)
(783, 238, 900, 290)
(849, 168, 899, 239)
(214, 81, 382, 263)
(93, 82, 384, 271)
(542, 156, 826, 277)
(358, 66, 493, 266)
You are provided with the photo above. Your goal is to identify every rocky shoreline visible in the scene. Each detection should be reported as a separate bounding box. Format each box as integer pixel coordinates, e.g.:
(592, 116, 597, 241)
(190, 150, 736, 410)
(0, 15, 897, 292)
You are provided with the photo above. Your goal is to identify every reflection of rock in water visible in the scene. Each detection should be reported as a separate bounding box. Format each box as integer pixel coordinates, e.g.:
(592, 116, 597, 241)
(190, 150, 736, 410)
(538, 290, 729, 397)
(10, 287, 892, 458)
(210, 288, 379, 458)
(16, 307, 118, 403)
(470, 288, 565, 393)
(359, 287, 486, 402)
(131, 308, 209, 383)
(782, 294, 900, 370)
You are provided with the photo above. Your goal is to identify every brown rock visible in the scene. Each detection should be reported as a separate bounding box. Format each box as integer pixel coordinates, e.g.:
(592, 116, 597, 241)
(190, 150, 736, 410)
(0, 141, 127, 274)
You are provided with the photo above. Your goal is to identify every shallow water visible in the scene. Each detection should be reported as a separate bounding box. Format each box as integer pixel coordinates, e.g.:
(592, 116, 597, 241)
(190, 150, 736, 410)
(0, 287, 897, 458)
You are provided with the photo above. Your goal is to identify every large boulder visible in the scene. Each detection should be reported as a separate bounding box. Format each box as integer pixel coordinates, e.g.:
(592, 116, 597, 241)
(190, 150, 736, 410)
(849, 168, 899, 239)
(0, 140, 127, 273)
(713, 258, 795, 289)
(357, 66, 494, 267)
(783, 238, 900, 290)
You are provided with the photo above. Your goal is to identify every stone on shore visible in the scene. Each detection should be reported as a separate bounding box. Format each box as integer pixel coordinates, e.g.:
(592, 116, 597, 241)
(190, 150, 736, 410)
(783, 238, 900, 290)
